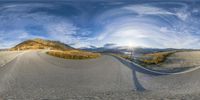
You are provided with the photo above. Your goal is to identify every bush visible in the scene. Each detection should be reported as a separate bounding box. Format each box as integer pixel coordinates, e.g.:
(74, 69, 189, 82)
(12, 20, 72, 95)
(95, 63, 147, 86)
(139, 51, 175, 65)
(47, 50, 101, 60)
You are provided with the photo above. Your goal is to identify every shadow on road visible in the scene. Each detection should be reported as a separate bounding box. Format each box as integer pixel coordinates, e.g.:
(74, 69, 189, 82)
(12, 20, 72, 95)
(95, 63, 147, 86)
(132, 70, 145, 91)
(112, 56, 166, 91)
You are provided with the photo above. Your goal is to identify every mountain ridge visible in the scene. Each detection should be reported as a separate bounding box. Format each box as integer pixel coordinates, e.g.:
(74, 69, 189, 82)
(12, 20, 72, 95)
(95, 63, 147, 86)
(81, 46, 198, 56)
(11, 38, 73, 51)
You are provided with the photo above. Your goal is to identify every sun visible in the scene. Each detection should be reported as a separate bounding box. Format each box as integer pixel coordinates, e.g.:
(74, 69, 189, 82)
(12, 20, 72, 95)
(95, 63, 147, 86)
(127, 41, 134, 48)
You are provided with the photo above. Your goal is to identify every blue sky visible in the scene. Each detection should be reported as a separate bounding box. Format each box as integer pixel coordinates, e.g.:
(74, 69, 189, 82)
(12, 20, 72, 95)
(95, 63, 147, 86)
(0, 0, 200, 49)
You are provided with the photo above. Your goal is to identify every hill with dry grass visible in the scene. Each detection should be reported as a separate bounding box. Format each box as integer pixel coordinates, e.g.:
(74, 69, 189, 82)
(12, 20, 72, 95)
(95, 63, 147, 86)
(10, 38, 73, 51)
(10, 38, 101, 59)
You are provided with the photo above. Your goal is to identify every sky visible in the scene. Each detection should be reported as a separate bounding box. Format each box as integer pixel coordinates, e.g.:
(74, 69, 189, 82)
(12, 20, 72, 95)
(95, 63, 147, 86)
(0, 0, 200, 49)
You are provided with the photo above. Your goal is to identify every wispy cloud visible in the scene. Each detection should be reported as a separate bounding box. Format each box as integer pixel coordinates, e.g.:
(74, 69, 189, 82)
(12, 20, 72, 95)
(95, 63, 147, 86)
(0, 1, 200, 49)
(0, 3, 88, 48)
(123, 5, 173, 15)
(92, 2, 200, 49)
(123, 4, 190, 21)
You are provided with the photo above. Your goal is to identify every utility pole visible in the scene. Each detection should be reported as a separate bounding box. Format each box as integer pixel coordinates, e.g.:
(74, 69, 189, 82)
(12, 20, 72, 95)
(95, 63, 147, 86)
(130, 47, 134, 60)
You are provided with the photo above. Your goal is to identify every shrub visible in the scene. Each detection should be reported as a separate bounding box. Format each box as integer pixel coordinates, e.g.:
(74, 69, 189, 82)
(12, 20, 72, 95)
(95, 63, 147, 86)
(138, 51, 175, 65)
(47, 50, 101, 60)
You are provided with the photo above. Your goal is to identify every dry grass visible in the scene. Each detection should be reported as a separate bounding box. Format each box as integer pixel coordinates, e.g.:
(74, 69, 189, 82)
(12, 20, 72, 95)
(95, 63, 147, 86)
(138, 51, 175, 64)
(47, 50, 101, 60)
(120, 55, 132, 61)
(11, 38, 72, 51)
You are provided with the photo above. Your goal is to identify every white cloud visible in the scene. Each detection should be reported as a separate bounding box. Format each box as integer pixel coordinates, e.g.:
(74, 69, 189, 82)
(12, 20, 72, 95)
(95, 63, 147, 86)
(176, 12, 189, 21)
(123, 5, 173, 15)
(0, 2, 199, 49)
(123, 4, 190, 21)
(192, 9, 199, 13)
(91, 3, 199, 48)
(47, 22, 77, 40)
(94, 14, 200, 49)
(160, 27, 168, 32)
(0, 3, 90, 48)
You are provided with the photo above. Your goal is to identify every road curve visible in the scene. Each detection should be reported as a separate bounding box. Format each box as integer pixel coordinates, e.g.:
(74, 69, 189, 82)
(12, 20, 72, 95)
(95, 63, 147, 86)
(0, 51, 134, 99)
(0, 51, 200, 99)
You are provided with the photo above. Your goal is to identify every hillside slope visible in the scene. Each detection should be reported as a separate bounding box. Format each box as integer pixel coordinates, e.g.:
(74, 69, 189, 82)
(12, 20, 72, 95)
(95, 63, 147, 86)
(11, 38, 73, 50)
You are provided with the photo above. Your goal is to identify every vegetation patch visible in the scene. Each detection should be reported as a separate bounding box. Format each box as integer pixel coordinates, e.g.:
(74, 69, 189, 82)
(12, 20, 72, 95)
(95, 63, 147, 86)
(138, 51, 176, 65)
(10, 38, 73, 51)
(121, 55, 132, 61)
(47, 50, 101, 60)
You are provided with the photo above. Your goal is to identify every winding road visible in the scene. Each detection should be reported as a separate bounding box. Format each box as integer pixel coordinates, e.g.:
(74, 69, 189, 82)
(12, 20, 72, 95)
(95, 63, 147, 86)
(0, 50, 200, 99)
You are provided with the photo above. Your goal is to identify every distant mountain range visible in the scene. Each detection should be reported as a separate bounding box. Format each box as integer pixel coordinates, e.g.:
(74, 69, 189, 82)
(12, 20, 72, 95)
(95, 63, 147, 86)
(11, 38, 73, 51)
(9, 38, 198, 55)
(0, 49, 8, 51)
(81, 46, 196, 56)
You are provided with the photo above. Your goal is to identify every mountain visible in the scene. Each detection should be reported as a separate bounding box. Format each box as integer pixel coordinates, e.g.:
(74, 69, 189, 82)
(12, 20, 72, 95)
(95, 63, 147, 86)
(81, 47, 125, 54)
(11, 38, 73, 51)
(81, 46, 196, 56)
(0, 49, 8, 51)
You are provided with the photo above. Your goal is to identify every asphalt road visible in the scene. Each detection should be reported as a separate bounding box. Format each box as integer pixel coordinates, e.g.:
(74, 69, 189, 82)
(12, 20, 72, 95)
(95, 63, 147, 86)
(0, 51, 200, 99)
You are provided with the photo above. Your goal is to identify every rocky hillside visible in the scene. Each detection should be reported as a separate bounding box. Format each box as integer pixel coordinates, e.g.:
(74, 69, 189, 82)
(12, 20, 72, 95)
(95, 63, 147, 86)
(11, 38, 73, 51)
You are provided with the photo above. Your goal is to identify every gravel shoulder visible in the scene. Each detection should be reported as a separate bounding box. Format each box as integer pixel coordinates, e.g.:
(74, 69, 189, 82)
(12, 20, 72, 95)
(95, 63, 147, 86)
(139, 51, 200, 73)
(0, 51, 23, 67)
